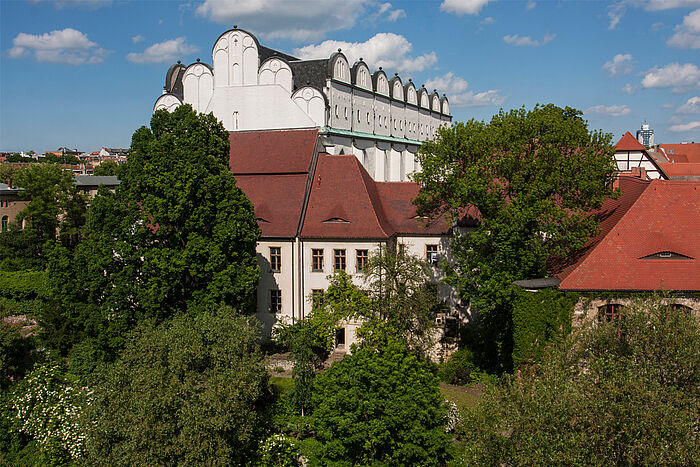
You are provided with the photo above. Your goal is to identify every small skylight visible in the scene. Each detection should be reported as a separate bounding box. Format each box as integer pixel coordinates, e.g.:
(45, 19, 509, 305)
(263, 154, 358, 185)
(323, 217, 349, 223)
(256, 218, 270, 223)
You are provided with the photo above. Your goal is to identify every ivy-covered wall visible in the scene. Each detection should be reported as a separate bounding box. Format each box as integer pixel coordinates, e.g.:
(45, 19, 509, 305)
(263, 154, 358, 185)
(512, 288, 577, 367)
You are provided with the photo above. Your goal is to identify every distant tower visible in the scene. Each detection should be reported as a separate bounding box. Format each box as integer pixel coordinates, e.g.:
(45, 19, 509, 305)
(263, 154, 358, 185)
(636, 121, 654, 147)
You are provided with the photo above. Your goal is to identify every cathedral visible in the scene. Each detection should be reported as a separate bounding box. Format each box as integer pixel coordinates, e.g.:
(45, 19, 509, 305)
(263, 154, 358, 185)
(153, 26, 452, 183)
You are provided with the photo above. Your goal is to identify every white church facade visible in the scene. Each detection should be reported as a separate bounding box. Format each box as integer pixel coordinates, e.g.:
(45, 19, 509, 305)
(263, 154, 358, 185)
(153, 27, 452, 183)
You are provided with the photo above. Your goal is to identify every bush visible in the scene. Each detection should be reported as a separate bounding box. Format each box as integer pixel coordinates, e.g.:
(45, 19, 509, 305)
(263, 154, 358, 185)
(84, 307, 270, 466)
(456, 298, 700, 465)
(438, 348, 478, 385)
(312, 341, 451, 466)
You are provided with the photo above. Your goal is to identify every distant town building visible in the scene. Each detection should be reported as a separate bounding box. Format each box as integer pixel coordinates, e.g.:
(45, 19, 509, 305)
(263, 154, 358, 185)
(636, 122, 654, 147)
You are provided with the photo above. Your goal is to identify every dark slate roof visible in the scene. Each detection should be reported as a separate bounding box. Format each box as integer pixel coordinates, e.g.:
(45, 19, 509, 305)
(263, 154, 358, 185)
(165, 63, 186, 100)
(289, 59, 329, 92)
(259, 45, 298, 64)
(0, 182, 21, 194)
(513, 277, 562, 289)
(73, 175, 120, 187)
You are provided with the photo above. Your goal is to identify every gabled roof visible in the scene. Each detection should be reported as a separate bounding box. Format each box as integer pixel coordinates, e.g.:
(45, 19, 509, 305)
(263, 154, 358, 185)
(236, 174, 309, 237)
(374, 182, 451, 235)
(551, 175, 651, 280)
(302, 154, 392, 239)
(558, 179, 700, 292)
(229, 129, 319, 174)
(660, 162, 700, 180)
(658, 143, 700, 163)
(615, 131, 646, 151)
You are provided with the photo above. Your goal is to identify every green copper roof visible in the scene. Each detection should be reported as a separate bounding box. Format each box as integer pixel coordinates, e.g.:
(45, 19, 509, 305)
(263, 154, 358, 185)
(320, 127, 422, 146)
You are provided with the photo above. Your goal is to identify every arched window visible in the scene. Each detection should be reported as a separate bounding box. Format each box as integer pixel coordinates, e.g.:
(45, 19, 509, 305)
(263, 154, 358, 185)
(598, 304, 625, 323)
(671, 304, 692, 315)
(335, 105, 339, 118)
(1, 216, 8, 232)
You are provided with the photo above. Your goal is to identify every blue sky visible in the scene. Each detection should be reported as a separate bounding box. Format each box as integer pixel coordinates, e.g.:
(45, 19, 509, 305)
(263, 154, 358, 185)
(1, 0, 699, 152)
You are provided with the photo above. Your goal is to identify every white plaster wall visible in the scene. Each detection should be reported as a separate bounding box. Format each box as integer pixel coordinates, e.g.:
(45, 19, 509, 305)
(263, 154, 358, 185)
(256, 240, 295, 338)
(390, 101, 405, 139)
(205, 85, 317, 131)
(258, 58, 293, 94)
(329, 82, 352, 130)
(352, 89, 374, 134)
(389, 147, 402, 181)
(212, 30, 259, 87)
(374, 96, 391, 137)
(292, 87, 326, 127)
(154, 94, 182, 112)
(183, 63, 214, 113)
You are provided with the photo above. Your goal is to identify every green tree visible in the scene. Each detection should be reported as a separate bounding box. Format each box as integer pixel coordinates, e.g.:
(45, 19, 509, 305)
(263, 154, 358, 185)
(14, 163, 87, 249)
(84, 307, 269, 466)
(360, 247, 445, 355)
(413, 105, 617, 370)
(92, 160, 120, 177)
(312, 340, 451, 466)
(456, 299, 700, 465)
(43, 105, 260, 356)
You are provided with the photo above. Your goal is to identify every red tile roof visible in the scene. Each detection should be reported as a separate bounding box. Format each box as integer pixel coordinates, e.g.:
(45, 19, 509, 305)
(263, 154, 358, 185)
(551, 175, 651, 280)
(374, 182, 452, 235)
(229, 128, 319, 174)
(235, 174, 309, 237)
(658, 143, 700, 163)
(558, 179, 700, 291)
(660, 162, 700, 179)
(615, 131, 646, 151)
(301, 154, 392, 239)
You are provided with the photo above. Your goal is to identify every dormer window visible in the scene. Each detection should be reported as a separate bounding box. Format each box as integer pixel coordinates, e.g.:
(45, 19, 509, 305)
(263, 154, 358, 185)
(323, 217, 350, 223)
(639, 251, 693, 260)
(256, 217, 270, 223)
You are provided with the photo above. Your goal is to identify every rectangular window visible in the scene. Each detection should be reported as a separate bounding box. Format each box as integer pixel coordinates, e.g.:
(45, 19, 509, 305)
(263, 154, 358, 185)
(311, 289, 325, 309)
(312, 248, 324, 272)
(356, 249, 368, 272)
(270, 289, 282, 313)
(426, 244, 438, 265)
(334, 249, 346, 271)
(398, 243, 406, 256)
(270, 246, 281, 272)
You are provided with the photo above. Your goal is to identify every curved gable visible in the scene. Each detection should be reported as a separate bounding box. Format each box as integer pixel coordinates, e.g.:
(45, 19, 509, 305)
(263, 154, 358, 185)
(258, 56, 293, 93)
(390, 75, 404, 101)
(352, 60, 371, 90)
(441, 96, 450, 115)
(430, 91, 441, 112)
(405, 81, 417, 105)
(212, 28, 259, 86)
(419, 88, 430, 109)
(329, 52, 350, 83)
(372, 69, 389, 96)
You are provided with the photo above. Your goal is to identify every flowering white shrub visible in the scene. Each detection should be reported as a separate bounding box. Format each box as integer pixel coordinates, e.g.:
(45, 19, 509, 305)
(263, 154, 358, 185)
(256, 433, 302, 467)
(11, 361, 87, 460)
(445, 401, 460, 433)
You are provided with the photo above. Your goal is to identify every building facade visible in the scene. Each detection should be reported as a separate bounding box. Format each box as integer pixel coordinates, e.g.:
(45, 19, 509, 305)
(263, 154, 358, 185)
(153, 27, 452, 183)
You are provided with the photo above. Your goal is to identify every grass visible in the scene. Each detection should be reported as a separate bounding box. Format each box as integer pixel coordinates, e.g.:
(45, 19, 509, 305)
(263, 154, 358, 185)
(270, 376, 294, 395)
(440, 382, 486, 415)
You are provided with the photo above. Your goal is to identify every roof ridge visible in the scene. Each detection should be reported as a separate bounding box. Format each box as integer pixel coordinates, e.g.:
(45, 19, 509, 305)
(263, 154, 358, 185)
(352, 156, 394, 237)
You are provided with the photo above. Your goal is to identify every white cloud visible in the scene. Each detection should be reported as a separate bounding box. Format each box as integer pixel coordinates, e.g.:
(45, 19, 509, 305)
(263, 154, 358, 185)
(526, 0, 536, 10)
(503, 33, 555, 46)
(424, 72, 505, 107)
(28, 0, 112, 8)
(371, 3, 405, 22)
(584, 105, 632, 117)
(668, 121, 700, 131)
(667, 8, 700, 49)
(294, 33, 438, 73)
(641, 62, 700, 93)
(602, 53, 635, 76)
(131, 34, 145, 43)
(126, 37, 199, 64)
(662, 103, 675, 108)
(387, 8, 406, 21)
(8, 28, 110, 64)
(440, 0, 494, 16)
(608, 0, 700, 29)
(622, 83, 636, 93)
(676, 96, 700, 113)
(481, 16, 495, 24)
(196, 0, 370, 41)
